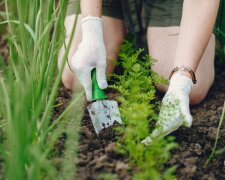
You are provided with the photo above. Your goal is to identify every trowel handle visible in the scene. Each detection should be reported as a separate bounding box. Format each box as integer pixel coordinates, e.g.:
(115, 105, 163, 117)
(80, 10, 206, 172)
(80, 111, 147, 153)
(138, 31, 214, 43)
(91, 69, 108, 101)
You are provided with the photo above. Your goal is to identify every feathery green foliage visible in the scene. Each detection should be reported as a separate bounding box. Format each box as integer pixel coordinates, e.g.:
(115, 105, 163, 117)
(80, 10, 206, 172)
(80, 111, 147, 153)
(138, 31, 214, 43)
(111, 40, 177, 180)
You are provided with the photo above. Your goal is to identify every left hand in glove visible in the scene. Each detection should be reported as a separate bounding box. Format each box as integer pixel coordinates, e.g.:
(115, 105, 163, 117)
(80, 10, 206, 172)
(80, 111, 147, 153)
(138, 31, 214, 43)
(142, 74, 193, 145)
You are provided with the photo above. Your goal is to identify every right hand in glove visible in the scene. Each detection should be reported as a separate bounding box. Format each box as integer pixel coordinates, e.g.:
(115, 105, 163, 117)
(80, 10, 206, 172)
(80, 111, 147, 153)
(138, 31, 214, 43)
(141, 74, 193, 145)
(71, 16, 108, 101)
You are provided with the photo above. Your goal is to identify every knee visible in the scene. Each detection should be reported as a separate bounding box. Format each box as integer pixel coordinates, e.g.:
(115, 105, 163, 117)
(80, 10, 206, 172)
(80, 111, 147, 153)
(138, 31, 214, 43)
(106, 38, 124, 59)
(189, 86, 209, 105)
(189, 72, 214, 105)
(62, 72, 75, 91)
(105, 38, 124, 74)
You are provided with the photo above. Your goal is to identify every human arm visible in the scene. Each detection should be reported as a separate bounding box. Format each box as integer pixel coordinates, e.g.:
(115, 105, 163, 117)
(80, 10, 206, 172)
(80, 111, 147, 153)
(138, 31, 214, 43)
(142, 0, 220, 145)
(174, 0, 220, 74)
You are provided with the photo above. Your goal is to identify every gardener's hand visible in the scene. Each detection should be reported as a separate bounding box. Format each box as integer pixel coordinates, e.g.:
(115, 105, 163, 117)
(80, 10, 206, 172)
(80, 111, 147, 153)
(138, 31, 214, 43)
(142, 74, 193, 145)
(71, 16, 107, 101)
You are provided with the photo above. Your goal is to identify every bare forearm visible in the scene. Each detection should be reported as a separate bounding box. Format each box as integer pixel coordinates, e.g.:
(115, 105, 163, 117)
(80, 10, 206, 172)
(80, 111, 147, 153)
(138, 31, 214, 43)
(81, 0, 102, 17)
(174, 0, 220, 71)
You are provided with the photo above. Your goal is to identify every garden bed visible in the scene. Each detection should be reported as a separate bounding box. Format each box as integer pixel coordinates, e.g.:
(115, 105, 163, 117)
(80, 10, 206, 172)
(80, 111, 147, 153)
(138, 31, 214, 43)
(53, 67, 225, 180)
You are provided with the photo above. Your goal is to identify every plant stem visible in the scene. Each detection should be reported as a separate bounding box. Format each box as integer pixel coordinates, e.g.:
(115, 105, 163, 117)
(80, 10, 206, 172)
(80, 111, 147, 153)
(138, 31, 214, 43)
(205, 101, 225, 166)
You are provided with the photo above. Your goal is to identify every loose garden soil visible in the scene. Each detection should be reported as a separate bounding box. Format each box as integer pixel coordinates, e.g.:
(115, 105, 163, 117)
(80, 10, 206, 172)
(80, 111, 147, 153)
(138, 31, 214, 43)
(55, 66, 225, 180)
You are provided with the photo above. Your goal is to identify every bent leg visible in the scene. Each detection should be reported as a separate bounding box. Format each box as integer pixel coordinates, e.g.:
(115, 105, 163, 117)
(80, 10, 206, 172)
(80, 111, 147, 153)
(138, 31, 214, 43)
(58, 15, 126, 90)
(147, 27, 215, 105)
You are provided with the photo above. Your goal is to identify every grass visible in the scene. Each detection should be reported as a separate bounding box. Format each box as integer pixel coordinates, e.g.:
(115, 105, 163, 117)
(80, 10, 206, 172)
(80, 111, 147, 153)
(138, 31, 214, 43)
(0, 0, 85, 179)
(111, 40, 178, 179)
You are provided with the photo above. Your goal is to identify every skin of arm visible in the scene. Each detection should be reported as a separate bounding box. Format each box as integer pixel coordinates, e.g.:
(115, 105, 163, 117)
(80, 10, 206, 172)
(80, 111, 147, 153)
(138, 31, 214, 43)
(81, 0, 102, 17)
(174, 0, 220, 78)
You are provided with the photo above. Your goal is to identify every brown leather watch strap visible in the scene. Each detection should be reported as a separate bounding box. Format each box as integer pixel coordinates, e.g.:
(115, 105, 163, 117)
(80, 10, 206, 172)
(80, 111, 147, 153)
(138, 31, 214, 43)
(169, 65, 197, 84)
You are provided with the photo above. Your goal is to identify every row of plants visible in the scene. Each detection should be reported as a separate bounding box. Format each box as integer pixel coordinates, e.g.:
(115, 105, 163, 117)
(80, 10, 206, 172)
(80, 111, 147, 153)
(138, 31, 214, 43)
(0, 0, 85, 179)
(110, 40, 178, 179)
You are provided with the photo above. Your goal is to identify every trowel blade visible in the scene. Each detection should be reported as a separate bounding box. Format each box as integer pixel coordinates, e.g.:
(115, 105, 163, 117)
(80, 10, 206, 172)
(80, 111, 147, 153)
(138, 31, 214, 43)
(87, 100, 122, 135)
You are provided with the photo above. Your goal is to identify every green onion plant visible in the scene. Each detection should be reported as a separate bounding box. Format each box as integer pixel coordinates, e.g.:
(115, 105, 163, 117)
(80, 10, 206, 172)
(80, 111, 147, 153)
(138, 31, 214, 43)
(0, 0, 84, 179)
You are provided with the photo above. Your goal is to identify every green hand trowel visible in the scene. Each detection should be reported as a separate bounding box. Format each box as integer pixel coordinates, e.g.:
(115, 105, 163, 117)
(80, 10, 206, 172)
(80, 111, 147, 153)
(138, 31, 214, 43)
(87, 69, 122, 135)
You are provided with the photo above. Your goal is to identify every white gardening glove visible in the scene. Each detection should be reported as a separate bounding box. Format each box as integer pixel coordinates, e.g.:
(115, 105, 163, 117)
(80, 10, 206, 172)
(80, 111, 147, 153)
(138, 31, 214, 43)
(71, 16, 107, 101)
(142, 74, 193, 145)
